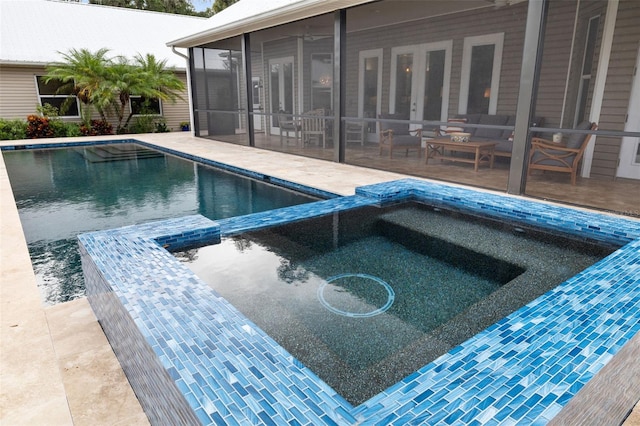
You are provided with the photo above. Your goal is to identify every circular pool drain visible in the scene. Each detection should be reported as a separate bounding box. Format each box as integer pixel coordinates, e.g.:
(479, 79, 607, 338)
(317, 273, 395, 318)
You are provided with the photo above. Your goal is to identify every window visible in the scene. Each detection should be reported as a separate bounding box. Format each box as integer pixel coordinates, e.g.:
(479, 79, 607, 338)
(311, 53, 332, 111)
(459, 33, 504, 115)
(130, 96, 162, 115)
(35, 76, 79, 117)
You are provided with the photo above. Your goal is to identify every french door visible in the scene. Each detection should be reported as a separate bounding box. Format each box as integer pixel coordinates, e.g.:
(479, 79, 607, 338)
(252, 77, 263, 132)
(389, 41, 452, 132)
(268, 56, 294, 135)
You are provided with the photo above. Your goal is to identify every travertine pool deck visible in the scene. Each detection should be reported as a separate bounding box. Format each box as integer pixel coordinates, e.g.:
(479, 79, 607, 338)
(1, 132, 639, 425)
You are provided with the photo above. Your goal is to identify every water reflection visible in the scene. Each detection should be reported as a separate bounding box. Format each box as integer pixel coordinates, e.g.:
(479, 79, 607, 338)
(4, 144, 316, 304)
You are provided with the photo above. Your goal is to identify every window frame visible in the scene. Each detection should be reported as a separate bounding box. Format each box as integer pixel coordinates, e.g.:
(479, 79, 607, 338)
(458, 32, 504, 115)
(34, 75, 80, 118)
(129, 95, 163, 116)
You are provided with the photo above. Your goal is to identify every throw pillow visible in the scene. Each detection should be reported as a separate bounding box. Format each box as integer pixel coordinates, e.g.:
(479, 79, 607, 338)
(443, 118, 468, 134)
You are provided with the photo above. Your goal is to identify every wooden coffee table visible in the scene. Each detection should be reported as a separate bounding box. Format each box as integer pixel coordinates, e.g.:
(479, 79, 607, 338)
(425, 138, 497, 171)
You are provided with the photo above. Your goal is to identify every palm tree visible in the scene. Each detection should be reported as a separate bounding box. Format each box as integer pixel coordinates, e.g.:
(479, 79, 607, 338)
(116, 54, 185, 132)
(102, 56, 144, 133)
(46, 49, 185, 133)
(44, 48, 113, 125)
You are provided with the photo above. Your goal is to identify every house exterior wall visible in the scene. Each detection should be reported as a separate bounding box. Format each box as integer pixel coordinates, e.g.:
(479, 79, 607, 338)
(342, 1, 611, 127)
(0, 64, 191, 133)
(161, 73, 192, 132)
(0, 65, 41, 119)
(592, 0, 640, 179)
(343, 3, 529, 119)
(191, 0, 637, 182)
(340, 0, 628, 178)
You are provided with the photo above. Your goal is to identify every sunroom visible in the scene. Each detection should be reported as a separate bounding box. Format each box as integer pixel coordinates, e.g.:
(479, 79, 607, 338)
(169, 0, 640, 216)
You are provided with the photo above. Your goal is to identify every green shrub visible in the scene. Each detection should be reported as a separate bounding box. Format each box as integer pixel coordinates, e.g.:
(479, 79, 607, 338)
(48, 119, 68, 138)
(129, 115, 156, 134)
(64, 122, 82, 137)
(155, 118, 169, 133)
(36, 103, 60, 118)
(0, 119, 28, 140)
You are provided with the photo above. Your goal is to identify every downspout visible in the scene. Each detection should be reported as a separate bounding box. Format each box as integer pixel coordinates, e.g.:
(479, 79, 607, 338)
(581, 0, 618, 178)
(172, 46, 195, 135)
(560, 0, 581, 128)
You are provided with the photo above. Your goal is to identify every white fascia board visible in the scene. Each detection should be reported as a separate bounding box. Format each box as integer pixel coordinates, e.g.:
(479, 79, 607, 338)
(167, 0, 374, 48)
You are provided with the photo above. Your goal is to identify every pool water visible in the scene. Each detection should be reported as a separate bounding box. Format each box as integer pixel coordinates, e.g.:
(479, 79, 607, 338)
(177, 202, 614, 405)
(3, 143, 318, 305)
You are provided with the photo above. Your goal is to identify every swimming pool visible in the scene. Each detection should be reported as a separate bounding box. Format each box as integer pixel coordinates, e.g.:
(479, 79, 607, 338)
(178, 202, 612, 405)
(79, 176, 640, 425)
(2, 141, 323, 304)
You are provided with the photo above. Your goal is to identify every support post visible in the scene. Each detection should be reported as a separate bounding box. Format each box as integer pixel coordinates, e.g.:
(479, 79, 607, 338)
(333, 10, 346, 163)
(507, 0, 548, 194)
(242, 33, 255, 147)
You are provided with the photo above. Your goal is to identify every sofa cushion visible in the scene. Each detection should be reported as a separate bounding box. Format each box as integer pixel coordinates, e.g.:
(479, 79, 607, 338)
(494, 139, 513, 153)
(566, 121, 592, 149)
(475, 114, 509, 139)
(458, 114, 482, 124)
(379, 113, 409, 135)
(452, 114, 481, 136)
(392, 134, 422, 146)
(501, 115, 516, 140)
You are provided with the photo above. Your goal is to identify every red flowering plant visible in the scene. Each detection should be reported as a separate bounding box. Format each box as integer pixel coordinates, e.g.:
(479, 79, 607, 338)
(26, 115, 54, 138)
(80, 119, 113, 136)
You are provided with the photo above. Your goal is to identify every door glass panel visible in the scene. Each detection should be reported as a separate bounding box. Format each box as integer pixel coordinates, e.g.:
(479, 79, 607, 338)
(575, 16, 600, 126)
(363, 57, 379, 134)
(395, 53, 413, 118)
(467, 45, 494, 114)
(270, 63, 280, 127)
(283, 62, 293, 113)
(311, 53, 332, 111)
(422, 50, 445, 121)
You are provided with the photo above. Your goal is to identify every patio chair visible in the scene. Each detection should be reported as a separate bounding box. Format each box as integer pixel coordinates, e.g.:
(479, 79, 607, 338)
(528, 121, 597, 185)
(345, 121, 365, 146)
(301, 109, 327, 148)
(278, 110, 300, 145)
(378, 113, 422, 158)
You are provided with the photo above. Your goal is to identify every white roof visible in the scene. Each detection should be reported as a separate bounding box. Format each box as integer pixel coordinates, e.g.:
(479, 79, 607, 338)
(0, 0, 207, 69)
(168, 0, 374, 48)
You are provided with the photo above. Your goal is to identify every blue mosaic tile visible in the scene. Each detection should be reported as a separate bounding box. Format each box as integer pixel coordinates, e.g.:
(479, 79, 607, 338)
(79, 174, 640, 425)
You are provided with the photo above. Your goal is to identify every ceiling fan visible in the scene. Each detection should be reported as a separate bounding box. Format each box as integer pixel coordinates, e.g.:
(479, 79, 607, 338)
(283, 25, 332, 42)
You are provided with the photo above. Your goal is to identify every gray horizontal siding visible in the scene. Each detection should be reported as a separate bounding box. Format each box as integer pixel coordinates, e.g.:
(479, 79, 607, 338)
(0, 65, 41, 119)
(592, 0, 639, 179)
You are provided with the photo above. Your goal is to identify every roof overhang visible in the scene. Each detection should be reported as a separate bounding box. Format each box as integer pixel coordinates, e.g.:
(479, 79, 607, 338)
(167, 0, 375, 48)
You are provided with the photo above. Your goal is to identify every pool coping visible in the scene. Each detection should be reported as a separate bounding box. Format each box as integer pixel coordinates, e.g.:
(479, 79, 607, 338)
(76, 158, 640, 426)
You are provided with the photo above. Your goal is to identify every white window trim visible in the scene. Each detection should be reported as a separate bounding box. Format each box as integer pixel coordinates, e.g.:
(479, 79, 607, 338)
(572, 14, 601, 128)
(34, 75, 80, 118)
(582, 0, 618, 178)
(458, 32, 504, 115)
(129, 96, 163, 116)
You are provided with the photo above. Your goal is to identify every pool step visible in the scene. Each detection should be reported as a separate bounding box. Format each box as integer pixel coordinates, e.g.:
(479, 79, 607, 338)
(75, 144, 163, 162)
